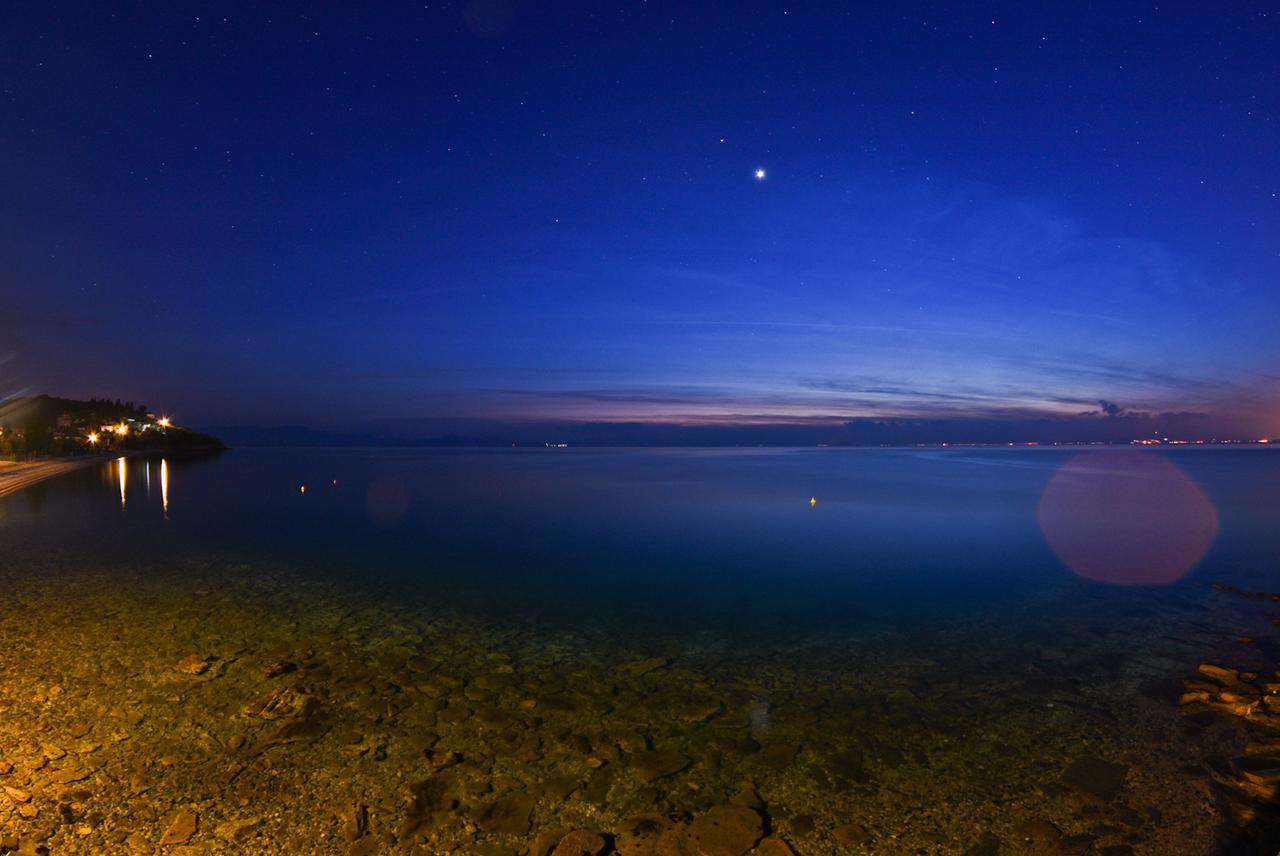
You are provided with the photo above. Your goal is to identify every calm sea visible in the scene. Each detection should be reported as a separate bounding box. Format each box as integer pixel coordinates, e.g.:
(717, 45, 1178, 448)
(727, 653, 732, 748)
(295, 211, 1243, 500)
(5, 446, 1278, 638)
(3, 446, 1279, 853)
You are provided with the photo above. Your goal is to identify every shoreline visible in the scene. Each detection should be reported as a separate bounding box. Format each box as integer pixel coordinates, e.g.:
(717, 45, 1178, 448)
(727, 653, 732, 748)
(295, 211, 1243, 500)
(0, 456, 105, 499)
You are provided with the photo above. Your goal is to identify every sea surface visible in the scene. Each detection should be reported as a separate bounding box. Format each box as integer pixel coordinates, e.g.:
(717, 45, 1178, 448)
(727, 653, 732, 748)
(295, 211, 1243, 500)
(2, 446, 1279, 854)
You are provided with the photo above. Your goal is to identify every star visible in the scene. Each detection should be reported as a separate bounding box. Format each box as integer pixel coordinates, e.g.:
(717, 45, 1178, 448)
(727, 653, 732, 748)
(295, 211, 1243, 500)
(754, 168, 766, 181)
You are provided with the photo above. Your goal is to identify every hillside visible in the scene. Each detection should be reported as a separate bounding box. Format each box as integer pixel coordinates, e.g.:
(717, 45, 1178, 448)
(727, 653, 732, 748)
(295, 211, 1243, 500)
(0, 395, 224, 458)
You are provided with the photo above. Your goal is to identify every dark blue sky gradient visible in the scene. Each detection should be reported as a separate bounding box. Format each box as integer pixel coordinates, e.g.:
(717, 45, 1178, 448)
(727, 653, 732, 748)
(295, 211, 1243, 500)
(2, 3, 1277, 441)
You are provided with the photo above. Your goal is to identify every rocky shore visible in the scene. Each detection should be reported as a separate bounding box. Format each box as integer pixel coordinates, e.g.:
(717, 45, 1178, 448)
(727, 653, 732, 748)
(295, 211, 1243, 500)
(1177, 584, 1280, 850)
(1, 549, 1266, 855)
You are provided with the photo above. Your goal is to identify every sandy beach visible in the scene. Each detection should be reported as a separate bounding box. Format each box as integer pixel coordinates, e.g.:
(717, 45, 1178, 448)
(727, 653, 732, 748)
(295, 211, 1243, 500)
(0, 458, 104, 500)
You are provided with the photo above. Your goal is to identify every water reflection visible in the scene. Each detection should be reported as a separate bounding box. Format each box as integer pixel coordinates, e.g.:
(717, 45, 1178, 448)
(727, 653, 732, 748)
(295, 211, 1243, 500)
(103, 456, 174, 515)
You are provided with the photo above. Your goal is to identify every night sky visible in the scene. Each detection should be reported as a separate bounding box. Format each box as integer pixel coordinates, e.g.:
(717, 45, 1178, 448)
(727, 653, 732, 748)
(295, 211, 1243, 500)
(3, 3, 1277, 443)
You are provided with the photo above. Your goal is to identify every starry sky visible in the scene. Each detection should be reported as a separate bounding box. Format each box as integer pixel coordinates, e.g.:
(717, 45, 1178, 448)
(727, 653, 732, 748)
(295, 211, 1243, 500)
(2, 3, 1277, 443)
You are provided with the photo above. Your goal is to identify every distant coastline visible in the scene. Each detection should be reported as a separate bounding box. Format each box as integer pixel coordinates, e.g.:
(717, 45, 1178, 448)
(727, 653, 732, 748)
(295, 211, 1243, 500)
(207, 422, 1274, 450)
(0, 394, 224, 460)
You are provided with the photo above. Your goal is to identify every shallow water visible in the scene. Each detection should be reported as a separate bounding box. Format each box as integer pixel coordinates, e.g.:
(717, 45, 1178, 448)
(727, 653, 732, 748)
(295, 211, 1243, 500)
(2, 447, 1279, 854)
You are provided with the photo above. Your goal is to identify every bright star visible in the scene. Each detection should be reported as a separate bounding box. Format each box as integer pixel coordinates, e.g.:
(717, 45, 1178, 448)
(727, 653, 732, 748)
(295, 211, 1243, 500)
(754, 168, 766, 181)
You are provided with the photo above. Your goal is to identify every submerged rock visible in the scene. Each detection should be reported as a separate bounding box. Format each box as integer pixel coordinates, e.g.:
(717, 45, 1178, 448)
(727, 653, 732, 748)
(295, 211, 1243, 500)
(827, 748, 866, 784)
(614, 814, 690, 856)
(631, 749, 691, 782)
(339, 802, 369, 841)
(962, 830, 1001, 856)
(540, 774, 581, 801)
(1060, 756, 1128, 802)
(674, 699, 723, 723)
(550, 829, 608, 856)
(620, 657, 670, 677)
(832, 823, 871, 846)
(758, 743, 798, 769)
(242, 686, 307, 720)
(478, 791, 535, 835)
(1012, 818, 1061, 847)
(687, 806, 763, 856)
(400, 772, 461, 837)
(787, 815, 814, 837)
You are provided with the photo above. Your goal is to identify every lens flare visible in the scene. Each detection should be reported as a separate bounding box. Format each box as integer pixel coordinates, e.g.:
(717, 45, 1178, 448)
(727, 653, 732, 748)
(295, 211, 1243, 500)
(1037, 450, 1217, 585)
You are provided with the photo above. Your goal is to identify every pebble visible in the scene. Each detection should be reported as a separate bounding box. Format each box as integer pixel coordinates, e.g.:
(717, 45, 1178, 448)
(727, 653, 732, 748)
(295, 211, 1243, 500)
(3, 785, 32, 803)
(259, 660, 297, 679)
(215, 817, 263, 844)
(174, 654, 212, 676)
(49, 766, 93, 785)
(159, 809, 198, 845)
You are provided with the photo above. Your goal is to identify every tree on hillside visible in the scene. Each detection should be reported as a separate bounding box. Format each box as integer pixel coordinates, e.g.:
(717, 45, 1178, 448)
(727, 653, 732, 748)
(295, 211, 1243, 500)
(21, 416, 51, 455)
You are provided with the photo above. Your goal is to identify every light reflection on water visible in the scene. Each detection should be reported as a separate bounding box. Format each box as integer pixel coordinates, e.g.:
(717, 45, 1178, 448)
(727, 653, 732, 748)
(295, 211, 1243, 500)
(116, 455, 127, 506)
(108, 458, 172, 511)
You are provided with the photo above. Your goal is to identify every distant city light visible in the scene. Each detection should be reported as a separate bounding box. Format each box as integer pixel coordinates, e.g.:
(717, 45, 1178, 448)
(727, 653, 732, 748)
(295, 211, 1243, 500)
(87, 432, 99, 445)
(116, 422, 129, 436)
(158, 417, 172, 428)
